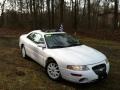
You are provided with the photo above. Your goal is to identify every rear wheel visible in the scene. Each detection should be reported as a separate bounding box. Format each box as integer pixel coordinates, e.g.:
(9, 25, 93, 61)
(21, 46, 27, 58)
(46, 61, 61, 80)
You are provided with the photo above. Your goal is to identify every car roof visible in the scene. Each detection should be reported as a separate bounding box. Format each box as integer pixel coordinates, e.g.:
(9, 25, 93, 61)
(29, 30, 66, 35)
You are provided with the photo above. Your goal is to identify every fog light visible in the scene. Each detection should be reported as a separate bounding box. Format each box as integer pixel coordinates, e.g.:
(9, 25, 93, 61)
(71, 73, 82, 77)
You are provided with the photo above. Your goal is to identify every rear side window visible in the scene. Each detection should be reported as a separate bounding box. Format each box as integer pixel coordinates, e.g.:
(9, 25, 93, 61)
(27, 33, 44, 44)
(27, 33, 34, 40)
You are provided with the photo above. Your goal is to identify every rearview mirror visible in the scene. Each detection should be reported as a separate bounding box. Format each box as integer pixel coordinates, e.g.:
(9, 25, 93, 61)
(38, 44, 46, 48)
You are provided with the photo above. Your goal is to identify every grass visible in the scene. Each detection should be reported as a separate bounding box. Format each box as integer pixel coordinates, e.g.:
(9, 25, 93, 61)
(0, 36, 120, 90)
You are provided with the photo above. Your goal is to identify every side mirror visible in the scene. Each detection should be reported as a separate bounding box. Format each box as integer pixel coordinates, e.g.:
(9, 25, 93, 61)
(38, 44, 46, 48)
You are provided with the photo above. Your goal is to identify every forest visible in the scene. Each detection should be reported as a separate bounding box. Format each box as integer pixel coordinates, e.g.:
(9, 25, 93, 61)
(0, 0, 119, 31)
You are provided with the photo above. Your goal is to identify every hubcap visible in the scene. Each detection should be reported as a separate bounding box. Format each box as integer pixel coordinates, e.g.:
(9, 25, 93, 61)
(47, 63, 60, 79)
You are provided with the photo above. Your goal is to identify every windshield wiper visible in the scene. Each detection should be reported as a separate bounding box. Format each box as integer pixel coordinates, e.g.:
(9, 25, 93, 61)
(50, 46, 66, 48)
(68, 43, 82, 47)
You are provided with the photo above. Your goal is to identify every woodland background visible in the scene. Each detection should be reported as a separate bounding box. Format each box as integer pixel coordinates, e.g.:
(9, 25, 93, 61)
(0, 0, 120, 41)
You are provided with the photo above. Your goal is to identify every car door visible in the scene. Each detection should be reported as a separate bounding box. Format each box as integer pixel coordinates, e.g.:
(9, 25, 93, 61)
(24, 33, 36, 58)
(26, 33, 45, 66)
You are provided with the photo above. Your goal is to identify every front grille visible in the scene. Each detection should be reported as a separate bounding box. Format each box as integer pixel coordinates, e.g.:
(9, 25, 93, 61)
(92, 64, 106, 75)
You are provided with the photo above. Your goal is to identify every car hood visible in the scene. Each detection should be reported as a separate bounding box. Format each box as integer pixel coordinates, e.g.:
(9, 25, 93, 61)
(45, 45, 106, 65)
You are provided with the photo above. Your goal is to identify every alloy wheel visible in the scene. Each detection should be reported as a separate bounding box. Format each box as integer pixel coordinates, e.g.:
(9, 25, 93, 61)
(47, 62, 60, 80)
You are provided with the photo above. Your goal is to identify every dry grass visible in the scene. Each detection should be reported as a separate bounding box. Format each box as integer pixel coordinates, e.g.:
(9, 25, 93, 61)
(0, 34, 120, 90)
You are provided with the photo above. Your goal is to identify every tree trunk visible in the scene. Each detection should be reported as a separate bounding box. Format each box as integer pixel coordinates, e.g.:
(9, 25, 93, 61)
(33, 0, 38, 29)
(47, 0, 51, 29)
(60, 0, 64, 24)
(114, 0, 119, 30)
(29, 0, 33, 14)
(19, 0, 23, 13)
(0, 0, 7, 27)
(74, 0, 77, 30)
(87, 0, 91, 28)
(71, 0, 74, 28)
(51, 0, 55, 28)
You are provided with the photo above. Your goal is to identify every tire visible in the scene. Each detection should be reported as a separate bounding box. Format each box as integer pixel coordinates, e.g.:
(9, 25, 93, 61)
(46, 61, 61, 80)
(21, 46, 27, 58)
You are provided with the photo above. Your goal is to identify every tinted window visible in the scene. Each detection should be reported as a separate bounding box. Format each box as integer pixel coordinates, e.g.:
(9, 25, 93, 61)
(45, 33, 81, 48)
(27, 33, 34, 40)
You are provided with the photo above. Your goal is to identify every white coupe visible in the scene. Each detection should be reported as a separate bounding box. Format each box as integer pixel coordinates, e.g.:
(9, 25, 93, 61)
(19, 30, 110, 83)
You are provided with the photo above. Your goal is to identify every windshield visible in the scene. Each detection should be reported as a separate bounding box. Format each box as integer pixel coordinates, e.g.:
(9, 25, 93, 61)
(45, 33, 82, 48)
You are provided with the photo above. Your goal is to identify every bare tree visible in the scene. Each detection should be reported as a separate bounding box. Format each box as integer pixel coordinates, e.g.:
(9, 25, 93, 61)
(0, 0, 7, 26)
(74, 0, 77, 30)
(18, 0, 23, 13)
(60, 0, 64, 24)
(29, 0, 33, 15)
(87, 0, 91, 28)
(51, 0, 55, 28)
(114, 0, 119, 30)
(47, 0, 51, 29)
(83, 0, 87, 16)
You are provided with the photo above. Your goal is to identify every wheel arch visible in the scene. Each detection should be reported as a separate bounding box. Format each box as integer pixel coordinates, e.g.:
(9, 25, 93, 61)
(45, 57, 62, 80)
(21, 44, 24, 48)
(20, 44, 24, 49)
(45, 57, 57, 68)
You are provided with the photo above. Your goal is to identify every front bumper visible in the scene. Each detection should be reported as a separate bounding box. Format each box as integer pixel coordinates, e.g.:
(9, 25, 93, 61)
(59, 61, 110, 83)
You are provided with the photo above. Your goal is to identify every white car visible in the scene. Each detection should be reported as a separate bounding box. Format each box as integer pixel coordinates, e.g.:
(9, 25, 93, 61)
(19, 30, 110, 83)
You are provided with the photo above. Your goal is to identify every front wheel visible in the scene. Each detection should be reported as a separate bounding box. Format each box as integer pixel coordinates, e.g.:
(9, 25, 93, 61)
(46, 62, 61, 80)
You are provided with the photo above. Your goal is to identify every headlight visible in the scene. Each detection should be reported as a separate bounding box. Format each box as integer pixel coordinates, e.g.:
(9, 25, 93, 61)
(105, 59, 109, 64)
(67, 65, 89, 71)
